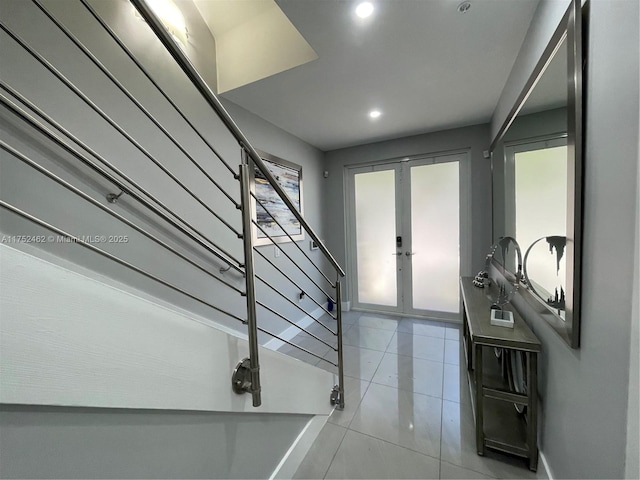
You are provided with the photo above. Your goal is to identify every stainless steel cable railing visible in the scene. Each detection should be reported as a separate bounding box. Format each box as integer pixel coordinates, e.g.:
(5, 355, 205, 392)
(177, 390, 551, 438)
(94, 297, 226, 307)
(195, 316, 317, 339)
(0, 140, 244, 297)
(0, 0, 346, 410)
(0, 86, 244, 274)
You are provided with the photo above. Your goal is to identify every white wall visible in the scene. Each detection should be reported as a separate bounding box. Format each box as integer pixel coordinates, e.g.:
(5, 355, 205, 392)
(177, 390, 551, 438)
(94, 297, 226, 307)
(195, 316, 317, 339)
(0, 243, 334, 414)
(491, 0, 640, 477)
(0, 404, 312, 479)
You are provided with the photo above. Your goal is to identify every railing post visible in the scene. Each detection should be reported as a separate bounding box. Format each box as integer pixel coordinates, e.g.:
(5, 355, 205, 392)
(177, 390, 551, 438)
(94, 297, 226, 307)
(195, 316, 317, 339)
(231, 151, 261, 407)
(335, 278, 345, 409)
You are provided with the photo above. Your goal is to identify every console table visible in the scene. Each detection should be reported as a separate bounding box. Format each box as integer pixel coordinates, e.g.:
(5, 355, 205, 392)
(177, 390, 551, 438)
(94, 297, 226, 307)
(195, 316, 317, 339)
(460, 277, 541, 471)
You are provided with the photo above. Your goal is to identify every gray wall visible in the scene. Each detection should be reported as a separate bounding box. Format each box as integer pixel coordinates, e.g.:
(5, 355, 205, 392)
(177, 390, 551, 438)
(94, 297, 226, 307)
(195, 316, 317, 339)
(0, 405, 311, 479)
(323, 124, 493, 305)
(491, 0, 640, 478)
(627, 135, 640, 479)
(0, 0, 329, 341)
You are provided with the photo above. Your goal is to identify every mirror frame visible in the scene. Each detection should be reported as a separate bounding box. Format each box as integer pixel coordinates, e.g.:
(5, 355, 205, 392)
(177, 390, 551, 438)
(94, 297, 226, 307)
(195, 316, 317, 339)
(489, 0, 583, 348)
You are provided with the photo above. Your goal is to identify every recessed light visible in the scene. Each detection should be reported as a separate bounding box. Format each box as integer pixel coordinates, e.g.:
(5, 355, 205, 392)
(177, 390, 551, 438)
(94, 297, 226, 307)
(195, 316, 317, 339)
(355, 2, 374, 18)
(369, 109, 381, 119)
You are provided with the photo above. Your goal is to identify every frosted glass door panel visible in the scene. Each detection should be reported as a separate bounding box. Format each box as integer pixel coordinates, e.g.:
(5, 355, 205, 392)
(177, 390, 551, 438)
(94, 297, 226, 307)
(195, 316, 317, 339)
(410, 162, 459, 312)
(515, 145, 568, 298)
(354, 170, 397, 307)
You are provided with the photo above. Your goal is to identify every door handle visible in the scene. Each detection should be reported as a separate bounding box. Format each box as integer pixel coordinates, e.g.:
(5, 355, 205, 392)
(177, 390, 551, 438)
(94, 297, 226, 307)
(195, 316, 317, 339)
(405, 251, 416, 256)
(392, 252, 402, 256)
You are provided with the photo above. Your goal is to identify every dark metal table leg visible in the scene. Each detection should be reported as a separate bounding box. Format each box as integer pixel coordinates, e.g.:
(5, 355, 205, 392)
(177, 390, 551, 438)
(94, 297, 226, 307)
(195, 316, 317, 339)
(475, 343, 485, 456)
(528, 351, 538, 471)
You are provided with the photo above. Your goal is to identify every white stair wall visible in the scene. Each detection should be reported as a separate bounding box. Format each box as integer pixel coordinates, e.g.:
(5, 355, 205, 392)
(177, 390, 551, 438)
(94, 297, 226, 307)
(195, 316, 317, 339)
(0, 243, 335, 415)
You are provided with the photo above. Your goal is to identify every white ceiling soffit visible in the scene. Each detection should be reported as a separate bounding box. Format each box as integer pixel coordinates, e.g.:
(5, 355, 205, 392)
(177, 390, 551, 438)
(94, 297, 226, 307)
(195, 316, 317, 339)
(192, 0, 318, 94)
(219, 0, 541, 151)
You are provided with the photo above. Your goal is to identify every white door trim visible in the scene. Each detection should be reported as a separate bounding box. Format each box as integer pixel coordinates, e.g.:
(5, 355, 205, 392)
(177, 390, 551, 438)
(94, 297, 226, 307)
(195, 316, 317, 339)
(344, 149, 470, 320)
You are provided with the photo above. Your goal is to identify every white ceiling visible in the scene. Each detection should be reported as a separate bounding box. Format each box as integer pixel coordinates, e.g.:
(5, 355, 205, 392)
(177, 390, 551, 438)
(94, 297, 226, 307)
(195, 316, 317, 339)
(217, 0, 541, 151)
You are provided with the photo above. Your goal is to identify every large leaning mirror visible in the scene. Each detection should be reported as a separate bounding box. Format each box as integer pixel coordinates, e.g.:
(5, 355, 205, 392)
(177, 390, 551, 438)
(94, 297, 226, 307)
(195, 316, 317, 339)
(490, 0, 583, 348)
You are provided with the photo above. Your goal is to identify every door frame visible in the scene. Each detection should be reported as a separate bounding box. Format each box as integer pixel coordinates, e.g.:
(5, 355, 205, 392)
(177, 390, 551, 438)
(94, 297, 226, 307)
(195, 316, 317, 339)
(344, 149, 471, 321)
(345, 162, 404, 315)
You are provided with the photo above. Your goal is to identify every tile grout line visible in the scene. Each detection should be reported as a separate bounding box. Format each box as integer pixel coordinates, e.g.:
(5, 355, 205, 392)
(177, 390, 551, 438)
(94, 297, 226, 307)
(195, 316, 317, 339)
(340, 427, 444, 464)
(334, 325, 394, 449)
(327, 316, 463, 478)
(368, 378, 446, 403)
(344, 378, 372, 431)
(368, 318, 398, 380)
(321, 423, 349, 480)
(326, 375, 372, 431)
(342, 326, 446, 465)
(438, 338, 447, 480)
(439, 460, 500, 480)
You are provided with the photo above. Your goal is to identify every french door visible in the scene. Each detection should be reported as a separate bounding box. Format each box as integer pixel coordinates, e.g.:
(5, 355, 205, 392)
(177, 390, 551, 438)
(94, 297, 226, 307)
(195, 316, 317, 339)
(347, 152, 466, 319)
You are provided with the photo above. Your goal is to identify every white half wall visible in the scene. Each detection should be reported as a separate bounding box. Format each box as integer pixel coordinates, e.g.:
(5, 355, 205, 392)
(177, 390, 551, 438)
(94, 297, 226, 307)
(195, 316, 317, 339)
(0, 243, 334, 415)
(0, 404, 319, 479)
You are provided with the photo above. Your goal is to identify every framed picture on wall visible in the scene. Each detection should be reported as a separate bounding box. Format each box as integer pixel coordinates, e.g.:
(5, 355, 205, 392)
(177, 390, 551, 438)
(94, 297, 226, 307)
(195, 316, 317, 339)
(252, 150, 304, 246)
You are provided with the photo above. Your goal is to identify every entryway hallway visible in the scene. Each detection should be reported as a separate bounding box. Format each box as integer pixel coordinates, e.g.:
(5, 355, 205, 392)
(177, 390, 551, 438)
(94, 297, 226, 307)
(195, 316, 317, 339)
(279, 311, 546, 479)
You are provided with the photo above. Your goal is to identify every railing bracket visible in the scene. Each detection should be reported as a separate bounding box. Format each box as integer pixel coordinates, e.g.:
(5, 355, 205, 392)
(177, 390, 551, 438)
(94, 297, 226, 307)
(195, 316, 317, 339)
(106, 190, 125, 203)
(232, 357, 252, 394)
(330, 384, 345, 410)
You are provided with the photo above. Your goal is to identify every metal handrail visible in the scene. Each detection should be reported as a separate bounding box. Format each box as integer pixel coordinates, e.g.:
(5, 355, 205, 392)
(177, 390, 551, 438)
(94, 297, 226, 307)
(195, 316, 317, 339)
(1, 141, 244, 296)
(2, 116, 339, 369)
(1, 0, 347, 411)
(77, 0, 237, 179)
(0, 201, 246, 324)
(131, 0, 346, 410)
(252, 219, 336, 303)
(0, 23, 243, 241)
(253, 248, 337, 317)
(256, 326, 338, 367)
(255, 301, 336, 352)
(128, 0, 346, 408)
(32, 0, 240, 211)
(129, 0, 345, 278)
(255, 274, 337, 334)
(250, 191, 334, 286)
(237, 160, 261, 406)
(0, 86, 244, 274)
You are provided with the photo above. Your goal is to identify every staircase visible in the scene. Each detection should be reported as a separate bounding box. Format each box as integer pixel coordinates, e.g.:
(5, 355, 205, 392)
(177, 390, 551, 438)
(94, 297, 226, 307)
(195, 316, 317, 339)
(0, 0, 346, 416)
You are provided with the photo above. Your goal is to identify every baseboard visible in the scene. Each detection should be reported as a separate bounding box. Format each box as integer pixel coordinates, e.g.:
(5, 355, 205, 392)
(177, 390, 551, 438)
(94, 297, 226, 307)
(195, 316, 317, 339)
(262, 306, 325, 351)
(539, 450, 553, 480)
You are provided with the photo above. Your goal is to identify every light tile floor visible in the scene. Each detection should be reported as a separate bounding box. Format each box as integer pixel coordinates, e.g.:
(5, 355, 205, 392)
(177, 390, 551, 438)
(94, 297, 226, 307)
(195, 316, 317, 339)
(279, 311, 547, 480)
